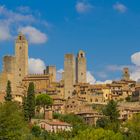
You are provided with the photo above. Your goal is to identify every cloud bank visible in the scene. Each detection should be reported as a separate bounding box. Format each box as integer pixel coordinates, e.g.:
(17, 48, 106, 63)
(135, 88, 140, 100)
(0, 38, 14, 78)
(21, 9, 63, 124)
(0, 5, 48, 44)
(130, 52, 140, 81)
(19, 26, 48, 44)
(106, 52, 140, 81)
(28, 58, 46, 74)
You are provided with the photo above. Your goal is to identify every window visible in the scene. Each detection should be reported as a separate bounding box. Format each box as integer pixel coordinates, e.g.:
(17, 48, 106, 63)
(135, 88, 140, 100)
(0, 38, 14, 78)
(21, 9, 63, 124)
(19, 36, 22, 40)
(80, 53, 83, 57)
(19, 68, 21, 71)
(19, 74, 21, 77)
(95, 98, 98, 102)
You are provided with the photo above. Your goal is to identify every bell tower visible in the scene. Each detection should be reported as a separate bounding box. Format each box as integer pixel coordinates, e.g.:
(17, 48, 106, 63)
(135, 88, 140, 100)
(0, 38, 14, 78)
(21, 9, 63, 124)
(15, 32, 28, 86)
(76, 50, 87, 83)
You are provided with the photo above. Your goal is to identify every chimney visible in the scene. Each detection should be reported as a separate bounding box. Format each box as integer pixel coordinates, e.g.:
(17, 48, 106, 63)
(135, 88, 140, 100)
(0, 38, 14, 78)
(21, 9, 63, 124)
(45, 109, 53, 120)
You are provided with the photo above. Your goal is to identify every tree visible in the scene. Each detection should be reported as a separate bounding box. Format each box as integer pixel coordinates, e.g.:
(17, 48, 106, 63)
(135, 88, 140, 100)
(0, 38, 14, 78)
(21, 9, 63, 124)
(124, 114, 140, 140)
(72, 128, 124, 140)
(27, 82, 35, 122)
(96, 100, 120, 132)
(5, 80, 12, 101)
(103, 100, 119, 123)
(23, 96, 29, 121)
(36, 94, 53, 118)
(0, 102, 29, 140)
(53, 113, 88, 137)
(96, 117, 110, 128)
(31, 125, 41, 137)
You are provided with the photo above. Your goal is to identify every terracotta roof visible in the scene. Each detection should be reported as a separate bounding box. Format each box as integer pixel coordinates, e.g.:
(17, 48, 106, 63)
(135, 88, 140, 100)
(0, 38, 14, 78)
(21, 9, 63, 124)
(76, 110, 99, 115)
(40, 120, 71, 126)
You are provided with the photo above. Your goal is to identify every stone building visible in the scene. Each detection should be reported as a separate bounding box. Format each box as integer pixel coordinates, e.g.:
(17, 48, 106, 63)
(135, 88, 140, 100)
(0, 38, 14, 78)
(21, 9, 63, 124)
(32, 109, 72, 133)
(44, 66, 56, 82)
(0, 33, 28, 102)
(64, 54, 76, 99)
(64, 50, 87, 99)
(118, 102, 140, 121)
(22, 74, 51, 93)
(76, 50, 87, 83)
(0, 33, 58, 103)
(0, 33, 139, 124)
(15, 33, 28, 87)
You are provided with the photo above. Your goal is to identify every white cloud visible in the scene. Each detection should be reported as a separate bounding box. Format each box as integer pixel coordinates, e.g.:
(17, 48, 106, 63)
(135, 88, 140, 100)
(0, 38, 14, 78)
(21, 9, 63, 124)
(56, 52, 140, 83)
(56, 69, 113, 85)
(130, 52, 140, 81)
(28, 58, 46, 74)
(19, 26, 48, 44)
(106, 65, 123, 72)
(96, 80, 112, 84)
(130, 67, 140, 81)
(105, 52, 140, 81)
(0, 24, 11, 41)
(87, 71, 96, 84)
(56, 69, 64, 82)
(106, 65, 134, 72)
(86, 71, 112, 84)
(96, 71, 108, 79)
(76, 1, 93, 14)
(0, 5, 35, 23)
(16, 6, 31, 14)
(0, 5, 49, 42)
(56, 69, 96, 84)
(113, 2, 127, 13)
(131, 52, 140, 66)
(0, 5, 35, 41)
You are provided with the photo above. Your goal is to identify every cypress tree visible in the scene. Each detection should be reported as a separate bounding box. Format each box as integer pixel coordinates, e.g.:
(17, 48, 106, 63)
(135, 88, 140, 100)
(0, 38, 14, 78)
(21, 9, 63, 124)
(27, 82, 35, 122)
(22, 96, 29, 121)
(5, 80, 12, 101)
(103, 100, 119, 122)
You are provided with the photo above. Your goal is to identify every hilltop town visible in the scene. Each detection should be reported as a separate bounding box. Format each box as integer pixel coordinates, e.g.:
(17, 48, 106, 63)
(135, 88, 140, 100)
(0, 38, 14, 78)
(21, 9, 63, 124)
(1, 33, 140, 136)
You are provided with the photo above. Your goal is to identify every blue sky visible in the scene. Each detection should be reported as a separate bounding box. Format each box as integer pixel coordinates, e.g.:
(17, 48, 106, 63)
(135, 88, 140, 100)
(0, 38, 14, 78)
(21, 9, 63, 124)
(1, 0, 140, 82)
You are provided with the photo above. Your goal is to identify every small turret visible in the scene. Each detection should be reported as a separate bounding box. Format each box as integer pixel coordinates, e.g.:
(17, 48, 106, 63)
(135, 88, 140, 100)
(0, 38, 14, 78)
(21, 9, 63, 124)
(122, 67, 130, 81)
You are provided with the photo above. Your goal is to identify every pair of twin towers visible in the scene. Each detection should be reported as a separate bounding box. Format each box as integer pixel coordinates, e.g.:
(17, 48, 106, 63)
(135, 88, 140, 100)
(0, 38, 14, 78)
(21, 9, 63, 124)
(64, 50, 87, 99)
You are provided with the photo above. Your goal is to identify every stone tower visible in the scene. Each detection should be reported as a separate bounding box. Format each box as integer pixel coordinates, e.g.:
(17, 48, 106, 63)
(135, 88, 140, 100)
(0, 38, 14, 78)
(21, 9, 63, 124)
(64, 54, 75, 99)
(122, 67, 130, 81)
(15, 32, 28, 87)
(44, 66, 56, 82)
(3, 56, 15, 74)
(76, 50, 87, 83)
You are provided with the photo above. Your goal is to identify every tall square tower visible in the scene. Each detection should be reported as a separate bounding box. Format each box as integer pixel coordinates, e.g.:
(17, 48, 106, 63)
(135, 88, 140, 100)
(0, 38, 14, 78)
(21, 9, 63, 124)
(64, 54, 75, 99)
(15, 32, 28, 88)
(76, 50, 87, 83)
